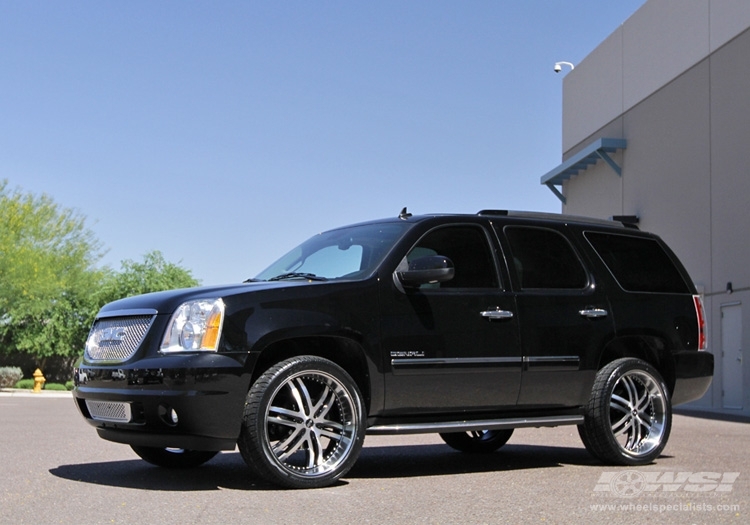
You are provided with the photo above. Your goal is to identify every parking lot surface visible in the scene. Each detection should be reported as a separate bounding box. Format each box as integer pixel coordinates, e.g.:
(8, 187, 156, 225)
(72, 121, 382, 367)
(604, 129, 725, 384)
(0, 392, 746, 524)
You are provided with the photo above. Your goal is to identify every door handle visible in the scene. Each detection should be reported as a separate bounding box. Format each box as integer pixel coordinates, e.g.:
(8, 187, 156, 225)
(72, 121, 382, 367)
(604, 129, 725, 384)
(579, 308, 608, 319)
(480, 309, 514, 320)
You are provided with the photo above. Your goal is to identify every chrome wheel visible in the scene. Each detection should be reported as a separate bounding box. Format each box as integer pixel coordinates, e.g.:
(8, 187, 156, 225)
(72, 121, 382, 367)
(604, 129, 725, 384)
(239, 356, 365, 489)
(579, 358, 672, 465)
(440, 428, 514, 453)
(609, 369, 668, 457)
(265, 371, 357, 474)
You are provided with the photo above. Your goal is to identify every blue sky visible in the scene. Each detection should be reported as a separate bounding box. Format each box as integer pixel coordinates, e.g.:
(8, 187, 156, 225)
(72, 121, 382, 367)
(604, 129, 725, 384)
(1, 1, 645, 284)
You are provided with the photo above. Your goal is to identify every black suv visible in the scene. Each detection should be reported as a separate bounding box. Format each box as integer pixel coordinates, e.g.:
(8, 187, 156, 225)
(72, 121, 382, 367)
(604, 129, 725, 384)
(73, 210, 713, 488)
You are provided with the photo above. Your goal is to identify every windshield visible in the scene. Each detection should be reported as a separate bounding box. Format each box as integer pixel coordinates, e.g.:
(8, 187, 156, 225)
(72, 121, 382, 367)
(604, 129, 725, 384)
(255, 222, 409, 282)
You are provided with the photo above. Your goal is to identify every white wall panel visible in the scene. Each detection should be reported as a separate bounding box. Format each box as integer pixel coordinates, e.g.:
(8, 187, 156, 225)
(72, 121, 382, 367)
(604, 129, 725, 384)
(710, 0, 750, 51)
(622, 0, 709, 112)
(562, 28, 623, 152)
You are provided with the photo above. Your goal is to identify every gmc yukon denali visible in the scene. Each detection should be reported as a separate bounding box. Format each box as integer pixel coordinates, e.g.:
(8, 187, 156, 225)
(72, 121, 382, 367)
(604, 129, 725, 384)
(73, 210, 713, 488)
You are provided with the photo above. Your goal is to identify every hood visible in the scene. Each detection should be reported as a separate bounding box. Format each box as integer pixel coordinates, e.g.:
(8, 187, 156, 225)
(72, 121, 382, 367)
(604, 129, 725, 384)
(97, 281, 310, 316)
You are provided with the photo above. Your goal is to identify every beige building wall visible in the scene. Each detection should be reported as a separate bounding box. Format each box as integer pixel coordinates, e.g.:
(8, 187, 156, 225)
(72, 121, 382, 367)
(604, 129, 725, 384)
(553, 0, 750, 415)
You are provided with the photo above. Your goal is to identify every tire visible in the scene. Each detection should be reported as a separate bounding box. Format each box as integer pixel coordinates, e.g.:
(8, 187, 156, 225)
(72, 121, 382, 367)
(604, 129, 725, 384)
(238, 356, 366, 489)
(440, 429, 514, 453)
(579, 358, 672, 465)
(130, 446, 218, 468)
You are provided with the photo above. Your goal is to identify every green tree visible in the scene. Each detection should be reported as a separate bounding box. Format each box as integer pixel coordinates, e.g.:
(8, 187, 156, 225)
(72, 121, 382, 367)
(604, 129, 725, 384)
(0, 181, 201, 380)
(0, 180, 105, 362)
(96, 250, 200, 306)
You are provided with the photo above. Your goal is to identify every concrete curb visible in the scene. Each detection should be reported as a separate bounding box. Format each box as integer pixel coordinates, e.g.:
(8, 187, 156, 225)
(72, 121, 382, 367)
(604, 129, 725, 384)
(0, 388, 72, 398)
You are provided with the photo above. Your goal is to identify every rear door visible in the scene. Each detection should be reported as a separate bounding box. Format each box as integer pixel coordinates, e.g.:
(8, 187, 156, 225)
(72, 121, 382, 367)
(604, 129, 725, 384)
(497, 224, 615, 408)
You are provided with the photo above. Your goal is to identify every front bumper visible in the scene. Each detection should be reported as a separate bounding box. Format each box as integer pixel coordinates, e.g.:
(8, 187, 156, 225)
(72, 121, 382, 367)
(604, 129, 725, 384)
(671, 350, 714, 406)
(73, 353, 253, 451)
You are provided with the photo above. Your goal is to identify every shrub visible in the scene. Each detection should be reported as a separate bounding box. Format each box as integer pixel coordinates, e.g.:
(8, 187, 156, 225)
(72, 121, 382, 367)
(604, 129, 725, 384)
(45, 383, 68, 391)
(0, 367, 23, 388)
(65, 381, 74, 391)
(15, 379, 34, 389)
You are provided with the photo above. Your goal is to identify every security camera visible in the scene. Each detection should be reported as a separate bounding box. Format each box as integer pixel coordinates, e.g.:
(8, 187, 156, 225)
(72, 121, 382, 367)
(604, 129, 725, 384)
(554, 61, 574, 73)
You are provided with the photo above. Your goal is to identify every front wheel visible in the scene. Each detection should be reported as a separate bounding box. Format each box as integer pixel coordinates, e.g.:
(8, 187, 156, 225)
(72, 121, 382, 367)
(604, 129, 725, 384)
(130, 446, 218, 468)
(238, 356, 366, 489)
(579, 358, 672, 465)
(440, 429, 514, 453)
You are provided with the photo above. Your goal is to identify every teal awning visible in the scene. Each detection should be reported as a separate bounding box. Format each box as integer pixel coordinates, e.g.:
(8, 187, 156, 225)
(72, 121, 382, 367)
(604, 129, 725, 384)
(541, 138, 627, 203)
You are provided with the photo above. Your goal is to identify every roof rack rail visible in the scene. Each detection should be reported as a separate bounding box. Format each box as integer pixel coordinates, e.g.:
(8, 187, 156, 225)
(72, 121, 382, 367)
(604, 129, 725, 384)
(477, 209, 637, 229)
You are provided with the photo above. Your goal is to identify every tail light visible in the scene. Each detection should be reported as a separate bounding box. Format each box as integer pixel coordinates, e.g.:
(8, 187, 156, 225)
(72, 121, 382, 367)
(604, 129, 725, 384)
(693, 295, 707, 351)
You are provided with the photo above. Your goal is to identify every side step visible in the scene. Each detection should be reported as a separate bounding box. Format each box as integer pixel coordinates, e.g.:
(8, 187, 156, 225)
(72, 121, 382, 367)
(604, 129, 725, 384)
(367, 414, 583, 435)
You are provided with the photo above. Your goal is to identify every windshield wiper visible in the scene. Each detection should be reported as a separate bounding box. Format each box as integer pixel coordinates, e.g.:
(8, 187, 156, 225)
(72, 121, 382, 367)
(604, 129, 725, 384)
(267, 272, 328, 282)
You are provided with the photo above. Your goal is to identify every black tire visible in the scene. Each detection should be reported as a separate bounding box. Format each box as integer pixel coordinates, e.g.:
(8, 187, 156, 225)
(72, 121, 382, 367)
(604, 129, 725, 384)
(579, 358, 672, 465)
(238, 356, 366, 489)
(439, 429, 514, 453)
(576, 424, 603, 462)
(130, 446, 218, 468)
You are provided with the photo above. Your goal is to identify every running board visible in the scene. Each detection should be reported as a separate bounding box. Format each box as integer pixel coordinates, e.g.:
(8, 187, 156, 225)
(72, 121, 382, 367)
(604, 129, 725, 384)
(367, 414, 584, 435)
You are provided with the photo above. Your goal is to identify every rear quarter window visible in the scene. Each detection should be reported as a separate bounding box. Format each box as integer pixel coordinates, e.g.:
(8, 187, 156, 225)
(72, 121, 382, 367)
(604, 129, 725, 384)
(585, 231, 690, 293)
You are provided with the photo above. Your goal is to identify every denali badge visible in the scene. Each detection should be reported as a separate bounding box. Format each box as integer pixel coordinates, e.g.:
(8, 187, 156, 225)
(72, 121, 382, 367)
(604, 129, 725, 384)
(390, 351, 425, 358)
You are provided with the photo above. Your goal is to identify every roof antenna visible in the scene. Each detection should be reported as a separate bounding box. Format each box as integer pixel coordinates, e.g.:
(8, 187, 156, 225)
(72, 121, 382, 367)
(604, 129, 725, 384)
(399, 207, 412, 220)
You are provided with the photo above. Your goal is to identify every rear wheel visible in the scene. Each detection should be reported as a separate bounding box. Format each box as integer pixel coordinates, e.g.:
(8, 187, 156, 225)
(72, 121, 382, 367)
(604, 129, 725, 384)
(130, 446, 218, 468)
(439, 429, 514, 453)
(238, 356, 366, 489)
(579, 358, 671, 465)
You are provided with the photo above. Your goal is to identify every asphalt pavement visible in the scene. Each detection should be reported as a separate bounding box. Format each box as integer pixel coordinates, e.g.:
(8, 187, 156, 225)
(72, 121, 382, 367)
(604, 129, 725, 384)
(0, 391, 747, 524)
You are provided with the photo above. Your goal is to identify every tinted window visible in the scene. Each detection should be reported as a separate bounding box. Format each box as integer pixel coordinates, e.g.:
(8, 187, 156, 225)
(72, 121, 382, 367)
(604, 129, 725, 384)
(405, 226, 498, 288)
(504, 226, 588, 289)
(585, 232, 689, 293)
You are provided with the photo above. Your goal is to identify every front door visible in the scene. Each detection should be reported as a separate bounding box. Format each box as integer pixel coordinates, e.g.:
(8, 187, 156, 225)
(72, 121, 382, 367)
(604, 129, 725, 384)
(380, 223, 522, 414)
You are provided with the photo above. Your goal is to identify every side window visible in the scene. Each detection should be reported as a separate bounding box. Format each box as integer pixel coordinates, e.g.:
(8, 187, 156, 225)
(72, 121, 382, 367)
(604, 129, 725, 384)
(504, 226, 588, 289)
(405, 226, 498, 289)
(585, 232, 690, 293)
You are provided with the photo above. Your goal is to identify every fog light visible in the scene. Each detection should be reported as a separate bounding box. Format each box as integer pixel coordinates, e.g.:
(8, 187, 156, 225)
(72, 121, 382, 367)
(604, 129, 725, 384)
(158, 404, 179, 426)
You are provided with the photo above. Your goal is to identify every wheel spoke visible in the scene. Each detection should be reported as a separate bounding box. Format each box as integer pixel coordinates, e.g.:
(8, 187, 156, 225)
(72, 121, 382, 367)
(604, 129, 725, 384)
(269, 405, 303, 423)
(633, 387, 651, 413)
(634, 415, 653, 435)
(267, 415, 300, 429)
(620, 376, 638, 406)
(291, 377, 314, 417)
(312, 384, 337, 420)
(317, 426, 344, 441)
(610, 393, 631, 414)
(626, 418, 641, 449)
(612, 414, 634, 436)
(273, 427, 306, 461)
(305, 433, 324, 469)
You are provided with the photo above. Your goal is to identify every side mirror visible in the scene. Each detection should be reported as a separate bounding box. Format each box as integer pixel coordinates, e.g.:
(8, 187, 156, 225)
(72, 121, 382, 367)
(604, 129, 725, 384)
(397, 255, 455, 288)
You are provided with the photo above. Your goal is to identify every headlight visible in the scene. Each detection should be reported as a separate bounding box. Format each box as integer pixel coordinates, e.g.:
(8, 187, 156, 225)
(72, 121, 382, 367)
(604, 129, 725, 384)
(160, 298, 225, 353)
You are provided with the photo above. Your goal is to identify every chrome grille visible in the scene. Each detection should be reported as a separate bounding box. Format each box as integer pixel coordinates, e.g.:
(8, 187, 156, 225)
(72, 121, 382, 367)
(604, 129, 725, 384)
(85, 315, 154, 363)
(86, 400, 132, 423)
